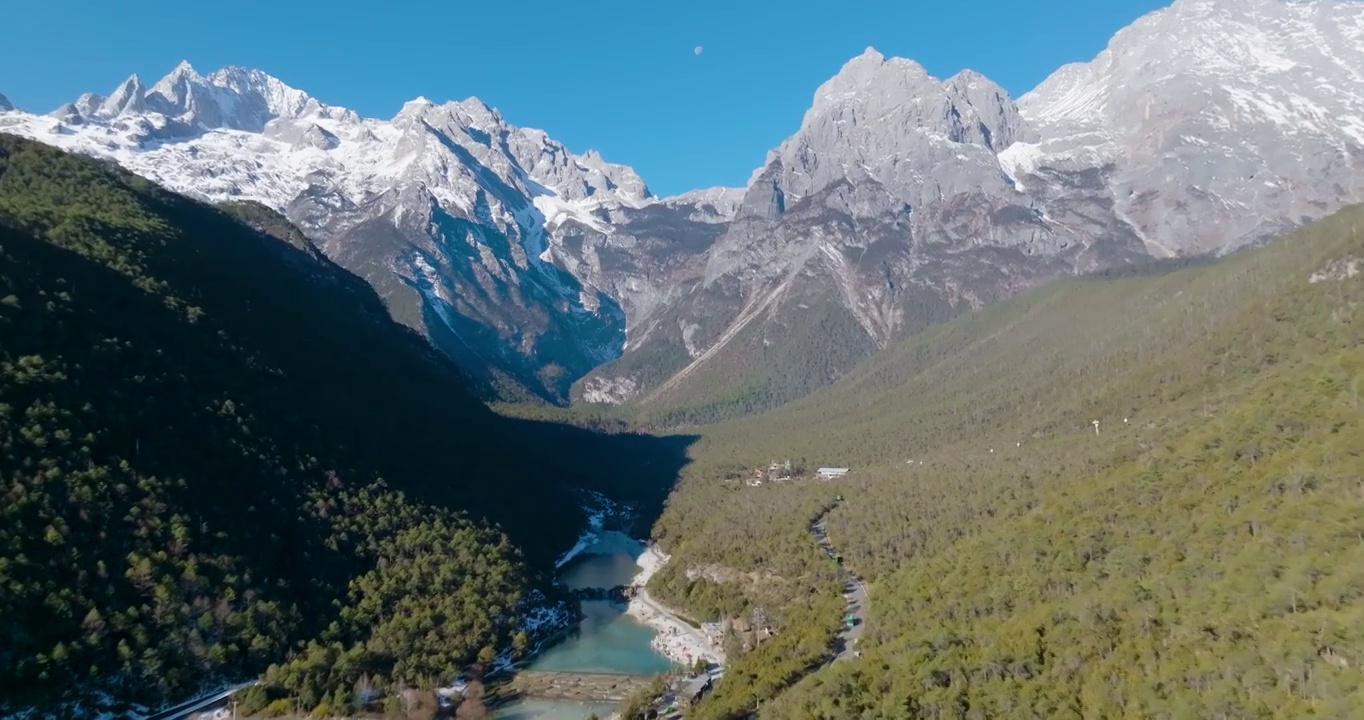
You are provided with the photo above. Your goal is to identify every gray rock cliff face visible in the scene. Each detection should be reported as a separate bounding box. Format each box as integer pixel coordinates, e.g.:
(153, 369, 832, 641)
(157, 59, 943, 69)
(580, 0, 1364, 411)
(1010, 0, 1364, 256)
(577, 48, 1147, 408)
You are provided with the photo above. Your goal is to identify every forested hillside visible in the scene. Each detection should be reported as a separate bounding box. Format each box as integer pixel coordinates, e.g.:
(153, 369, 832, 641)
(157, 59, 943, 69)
(647, 206, 1364, 718)
(0, 135, 689, 717)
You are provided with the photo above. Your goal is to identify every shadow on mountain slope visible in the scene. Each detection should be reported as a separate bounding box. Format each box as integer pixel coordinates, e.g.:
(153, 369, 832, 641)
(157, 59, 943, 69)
(0, 134, 694, 713)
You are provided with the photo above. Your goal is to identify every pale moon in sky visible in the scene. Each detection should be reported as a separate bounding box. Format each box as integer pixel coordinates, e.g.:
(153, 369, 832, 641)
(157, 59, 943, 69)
(694, 46, 704, 56)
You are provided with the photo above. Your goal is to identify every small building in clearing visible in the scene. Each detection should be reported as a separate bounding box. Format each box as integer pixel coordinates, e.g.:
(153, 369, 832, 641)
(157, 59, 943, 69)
(682, 675, 713, 706)
(817, 467, 850, 480)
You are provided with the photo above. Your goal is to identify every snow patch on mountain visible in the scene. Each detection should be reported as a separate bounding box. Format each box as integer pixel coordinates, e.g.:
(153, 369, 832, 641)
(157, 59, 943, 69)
(0, 62, 656, 239)
(662, 187, 746, 219)
(0, 61, 660, 399)
(1016, 0, 1364, 255)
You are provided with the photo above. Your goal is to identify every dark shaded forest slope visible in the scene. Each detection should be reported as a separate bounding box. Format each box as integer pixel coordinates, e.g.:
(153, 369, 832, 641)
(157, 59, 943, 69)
(0, 135, 690, 716)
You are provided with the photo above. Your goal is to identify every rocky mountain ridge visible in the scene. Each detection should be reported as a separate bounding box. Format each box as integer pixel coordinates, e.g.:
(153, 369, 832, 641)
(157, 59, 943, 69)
(3, 0, 1362, 410)
(0, 61, 729, 399)
(1009, 0, 1364, 256)
(577, 0, 1364, 412)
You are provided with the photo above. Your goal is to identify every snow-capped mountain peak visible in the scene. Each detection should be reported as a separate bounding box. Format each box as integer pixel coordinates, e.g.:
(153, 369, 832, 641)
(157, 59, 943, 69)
(745, 46, 1035, 215)
(394, 96, 492, 126)
(71, 93, 105, 116)
(1013, 0, 1364, 255)
(44, 60, 356, 133)
(208, 65, 358, 125)
(98, 74, 147, 118)
(811, 46, 933, 110)
(451, 96, 501, 127)
(1, 59, 665, 253)
(377, 91, 651, 212)
(148, 60, 201, 108)
(0, 92, 12, 112)
(0, 60, 682, 399)
(1021, 0, 1364, 136)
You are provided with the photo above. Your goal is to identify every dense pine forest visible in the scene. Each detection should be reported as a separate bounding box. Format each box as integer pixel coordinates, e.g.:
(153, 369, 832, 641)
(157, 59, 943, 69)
(643, 207, 1364, 718)
(0, 135, 690, 717)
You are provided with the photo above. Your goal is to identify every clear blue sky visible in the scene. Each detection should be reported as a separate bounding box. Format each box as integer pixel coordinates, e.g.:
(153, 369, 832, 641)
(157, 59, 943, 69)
(1, 0, 1170, 196)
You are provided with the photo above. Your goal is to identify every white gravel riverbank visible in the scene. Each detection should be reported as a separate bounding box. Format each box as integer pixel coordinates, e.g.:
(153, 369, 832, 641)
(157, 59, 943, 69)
(626, 546, 726, 668)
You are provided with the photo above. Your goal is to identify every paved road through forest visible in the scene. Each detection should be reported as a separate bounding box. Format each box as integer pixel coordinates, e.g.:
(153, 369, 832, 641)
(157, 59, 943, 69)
(811, 501, 867, 661)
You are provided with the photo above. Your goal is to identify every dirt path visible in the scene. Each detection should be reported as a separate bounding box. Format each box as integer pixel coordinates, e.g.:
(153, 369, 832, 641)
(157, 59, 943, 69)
(811, 502, 867, 660)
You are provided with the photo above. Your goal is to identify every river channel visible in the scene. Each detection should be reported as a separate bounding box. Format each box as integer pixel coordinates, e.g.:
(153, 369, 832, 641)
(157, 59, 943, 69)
(492, 532, 674, 719)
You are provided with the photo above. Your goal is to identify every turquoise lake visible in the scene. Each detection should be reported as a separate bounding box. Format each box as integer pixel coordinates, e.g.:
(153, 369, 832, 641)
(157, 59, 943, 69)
(525, 600, 674, 675)
(492, 533, 674, 719)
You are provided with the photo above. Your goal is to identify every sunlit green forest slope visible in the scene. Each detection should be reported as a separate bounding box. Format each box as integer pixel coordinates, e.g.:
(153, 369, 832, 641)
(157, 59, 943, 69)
(649, 206, 1364, 719)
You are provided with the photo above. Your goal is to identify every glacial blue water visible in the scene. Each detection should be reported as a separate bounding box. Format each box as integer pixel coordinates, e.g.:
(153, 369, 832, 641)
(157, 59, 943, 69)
(559, 551, 643, 591)
(525, 600, 674, 675)
(493, 533, 674, 719)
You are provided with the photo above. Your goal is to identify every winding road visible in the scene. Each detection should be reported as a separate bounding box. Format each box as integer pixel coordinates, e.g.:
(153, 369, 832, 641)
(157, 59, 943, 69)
(811, 502, 867, 661)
